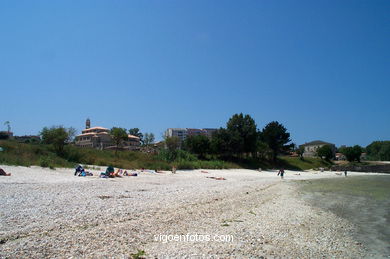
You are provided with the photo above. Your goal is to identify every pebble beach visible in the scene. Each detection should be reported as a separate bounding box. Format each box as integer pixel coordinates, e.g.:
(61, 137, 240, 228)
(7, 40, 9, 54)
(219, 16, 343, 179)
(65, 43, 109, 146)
(0, 165, 381, 258)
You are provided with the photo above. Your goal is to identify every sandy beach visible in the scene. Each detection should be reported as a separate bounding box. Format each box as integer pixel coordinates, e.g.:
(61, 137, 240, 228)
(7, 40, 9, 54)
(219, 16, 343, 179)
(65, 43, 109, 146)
(0, 165, 385, 258)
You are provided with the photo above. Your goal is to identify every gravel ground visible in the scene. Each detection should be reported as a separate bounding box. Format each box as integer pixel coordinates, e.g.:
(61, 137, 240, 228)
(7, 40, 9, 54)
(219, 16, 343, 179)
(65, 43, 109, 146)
(0, 165, 375, 258)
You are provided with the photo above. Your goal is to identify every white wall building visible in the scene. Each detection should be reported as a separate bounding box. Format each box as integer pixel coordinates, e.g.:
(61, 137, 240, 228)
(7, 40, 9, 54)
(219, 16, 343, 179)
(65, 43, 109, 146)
(164, 128, 217, 143)
(164, 128, 188, 142)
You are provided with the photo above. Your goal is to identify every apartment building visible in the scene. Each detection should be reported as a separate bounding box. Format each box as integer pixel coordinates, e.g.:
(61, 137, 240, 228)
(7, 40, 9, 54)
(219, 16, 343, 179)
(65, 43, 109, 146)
(165, 128, 217, 142)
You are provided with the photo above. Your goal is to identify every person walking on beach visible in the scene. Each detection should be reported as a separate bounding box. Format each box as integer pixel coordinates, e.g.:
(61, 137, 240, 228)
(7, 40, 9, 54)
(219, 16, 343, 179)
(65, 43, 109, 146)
(344, 170, 347, 177)
(277, 168, 285, 179)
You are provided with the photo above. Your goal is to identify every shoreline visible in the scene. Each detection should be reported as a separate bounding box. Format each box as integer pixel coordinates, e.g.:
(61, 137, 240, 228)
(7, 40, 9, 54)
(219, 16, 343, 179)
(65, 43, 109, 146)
(299, 176, 390, 258)
(0, 165, 384, 257)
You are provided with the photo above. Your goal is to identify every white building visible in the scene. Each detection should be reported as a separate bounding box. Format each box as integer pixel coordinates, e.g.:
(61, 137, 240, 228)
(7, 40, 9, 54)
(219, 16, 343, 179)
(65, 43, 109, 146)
(299, 140, 336, 158)
(164, 128, 188, 142)
(164, 128, 217, 143)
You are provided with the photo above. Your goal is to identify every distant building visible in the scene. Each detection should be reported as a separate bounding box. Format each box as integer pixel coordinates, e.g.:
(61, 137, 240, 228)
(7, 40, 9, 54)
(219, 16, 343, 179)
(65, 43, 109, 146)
(164, 128, 188, 142)
(299, 140, 336, 158)
(0, 131, 13, 140)
(75, 119, 141, 150)
(335, 152, 346, 161)
(164, 128, 217, 142)
(203, 128, 217, 138)
(14, 135, 41, 143)
(123, 134, 142, 150)
(75, 126, 113, 149)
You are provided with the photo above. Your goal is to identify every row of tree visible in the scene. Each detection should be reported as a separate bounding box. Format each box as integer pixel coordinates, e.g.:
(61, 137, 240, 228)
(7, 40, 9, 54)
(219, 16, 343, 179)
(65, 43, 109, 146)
(165, 113, 293, 162)
(315, 142, 390, 163)
(313, 144, 364, 162)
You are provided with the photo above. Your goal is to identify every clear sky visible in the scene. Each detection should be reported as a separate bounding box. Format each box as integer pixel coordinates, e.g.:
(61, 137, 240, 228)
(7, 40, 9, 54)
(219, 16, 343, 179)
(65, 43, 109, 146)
(0, 0, 389, 147)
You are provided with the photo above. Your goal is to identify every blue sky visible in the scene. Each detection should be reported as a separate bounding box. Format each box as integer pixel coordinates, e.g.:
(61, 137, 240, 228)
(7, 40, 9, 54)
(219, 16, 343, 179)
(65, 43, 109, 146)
(0, 0, 389, 147)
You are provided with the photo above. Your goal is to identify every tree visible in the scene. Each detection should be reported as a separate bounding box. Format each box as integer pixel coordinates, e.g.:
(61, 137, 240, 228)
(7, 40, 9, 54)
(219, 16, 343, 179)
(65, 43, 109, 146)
(210, 128, 232, 157)
(317, 145, 334, 161)
(110, 127, 128, 153)
(260, 121, 292, 162)
(40, 126, 75, 154)
(366, 141, 390, 161)
(352, 145, 363, 162)
(184, 135, 210, 158)
(128, 128, 143, 143)
(226, 113, 258, 157)
(256, 141, 273, 160)
(143, 133, 155, 145)
(296, 145, 305, 160)
(340, 145, 362, 162)
(164, 136, 181, 152)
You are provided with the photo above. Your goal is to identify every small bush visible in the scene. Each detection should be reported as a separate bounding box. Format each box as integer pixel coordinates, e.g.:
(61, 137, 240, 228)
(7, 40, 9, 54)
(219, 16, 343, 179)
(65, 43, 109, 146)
(39, 157, 51, 168)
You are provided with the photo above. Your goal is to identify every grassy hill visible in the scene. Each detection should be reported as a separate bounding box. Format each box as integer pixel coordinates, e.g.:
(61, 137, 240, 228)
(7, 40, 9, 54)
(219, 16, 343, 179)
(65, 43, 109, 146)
(0, 140, 237, 170)
(0, 140, 332, 171)
(278, 156, 333, 170)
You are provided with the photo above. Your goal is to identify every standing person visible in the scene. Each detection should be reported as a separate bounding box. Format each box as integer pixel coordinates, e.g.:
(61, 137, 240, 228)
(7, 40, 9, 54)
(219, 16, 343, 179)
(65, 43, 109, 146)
(277, 168, 285, 179)
(344, 170, 347, 177)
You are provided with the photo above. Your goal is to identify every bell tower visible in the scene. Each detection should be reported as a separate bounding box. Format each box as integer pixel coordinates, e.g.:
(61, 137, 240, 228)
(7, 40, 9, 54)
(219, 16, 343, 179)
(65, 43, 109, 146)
(86, 118, 91, 129)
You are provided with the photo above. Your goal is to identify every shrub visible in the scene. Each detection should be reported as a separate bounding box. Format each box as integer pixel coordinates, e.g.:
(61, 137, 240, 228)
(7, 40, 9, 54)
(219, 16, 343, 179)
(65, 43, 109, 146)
(40, 156, 51, 168)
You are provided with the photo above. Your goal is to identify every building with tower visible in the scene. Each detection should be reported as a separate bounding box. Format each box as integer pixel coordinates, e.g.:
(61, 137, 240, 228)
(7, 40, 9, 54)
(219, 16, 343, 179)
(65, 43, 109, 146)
(75, 119, 141, 150)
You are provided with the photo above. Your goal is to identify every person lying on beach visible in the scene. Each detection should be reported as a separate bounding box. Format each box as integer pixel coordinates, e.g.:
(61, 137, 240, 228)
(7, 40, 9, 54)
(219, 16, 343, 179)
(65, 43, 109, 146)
(123, 170, 138, 176)
(105, 166, 115, 178)
(74, 165, 85, 176)
(0, 168, 11, 176)
(113, 169, 123, 177)
(206, 176, 226, 180)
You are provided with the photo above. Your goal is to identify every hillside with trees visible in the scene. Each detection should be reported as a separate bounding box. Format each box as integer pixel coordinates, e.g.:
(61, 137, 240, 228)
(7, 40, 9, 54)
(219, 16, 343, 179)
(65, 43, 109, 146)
(1, 113, 370, 170)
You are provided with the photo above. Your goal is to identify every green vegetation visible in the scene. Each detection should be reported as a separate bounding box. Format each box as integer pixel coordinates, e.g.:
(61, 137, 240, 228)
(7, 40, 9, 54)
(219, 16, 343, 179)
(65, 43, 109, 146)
(260, 121, 292, 162)
(0, 140, 169, 169)
(110, 127, 128, 152)
(279, 156, 333, 170)
(366, 141, 390, 161)
(0, 140, 332, 170)
(184, 135, 210, 159)
(175, 113, 294, 166)
(225, 113, 258, 158)
(339, 145, 363, 162)
(0, 113, 346, 171)
(296, 145, 304, 160)
(131, 249, 146, 259)
(0, 140, 240, 170)
(128, 128, 143, 142)
(143, 133, 155, 145)
(316, 144, 334, 161)
(40, 126, 75, 155)
(156, 149, 238, 169)
(0, 140, 73, 168)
